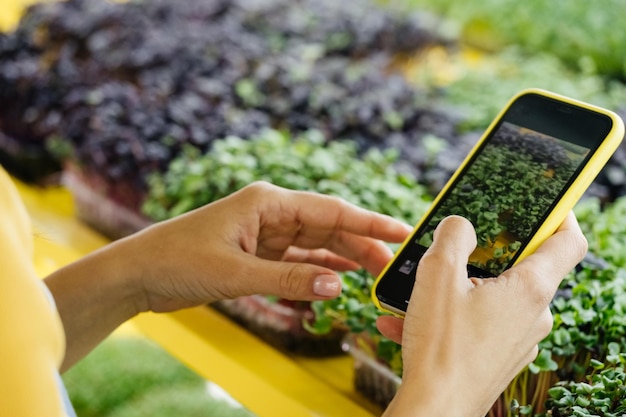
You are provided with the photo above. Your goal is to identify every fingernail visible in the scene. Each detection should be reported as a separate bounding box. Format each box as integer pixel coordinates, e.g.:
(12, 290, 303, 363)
(313, 275, 341, 297)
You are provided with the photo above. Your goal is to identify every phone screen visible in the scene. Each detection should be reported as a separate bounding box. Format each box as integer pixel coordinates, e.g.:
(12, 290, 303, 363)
(375, 92, 614, 313)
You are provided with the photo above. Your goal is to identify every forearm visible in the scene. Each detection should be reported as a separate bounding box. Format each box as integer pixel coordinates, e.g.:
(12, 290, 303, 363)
(43, 182, 414, 371)
(44, 238, 144, 372)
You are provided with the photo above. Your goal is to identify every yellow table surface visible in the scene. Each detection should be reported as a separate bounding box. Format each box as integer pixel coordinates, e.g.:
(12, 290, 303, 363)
(14, 177, 382, 417)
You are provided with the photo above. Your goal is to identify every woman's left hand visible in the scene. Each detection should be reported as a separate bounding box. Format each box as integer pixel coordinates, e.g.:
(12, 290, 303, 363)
(118, 181, 412, 313)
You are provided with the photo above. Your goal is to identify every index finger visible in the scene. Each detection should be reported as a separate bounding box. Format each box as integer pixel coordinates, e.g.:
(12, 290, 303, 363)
(287, 188, 414, 243)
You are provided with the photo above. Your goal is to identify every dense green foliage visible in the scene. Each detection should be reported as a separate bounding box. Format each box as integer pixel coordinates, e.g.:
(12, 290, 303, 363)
(142, 129, 432, 222)
(576, 196, 626, 269)
(403, 0, 626, 80)
(516, 343, 626, 417)
(410, 47, 626, 132)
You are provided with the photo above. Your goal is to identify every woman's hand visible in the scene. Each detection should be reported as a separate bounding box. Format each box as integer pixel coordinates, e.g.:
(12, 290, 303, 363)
(132, 181, 412, 312)
(46, 182, 411, 369)
(377, 213, 588, 417)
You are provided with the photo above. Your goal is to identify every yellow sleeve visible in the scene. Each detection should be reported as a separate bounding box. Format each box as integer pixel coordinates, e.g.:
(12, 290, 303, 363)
(0, 166, 68, 417)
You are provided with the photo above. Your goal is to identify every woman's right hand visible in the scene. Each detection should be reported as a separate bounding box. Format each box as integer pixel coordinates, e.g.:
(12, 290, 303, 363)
(378, 213, 587, 417)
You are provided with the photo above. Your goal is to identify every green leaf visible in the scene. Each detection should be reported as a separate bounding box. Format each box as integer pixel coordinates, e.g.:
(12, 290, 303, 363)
(533, 349, 558, 372)
(548, 386, 572, 400)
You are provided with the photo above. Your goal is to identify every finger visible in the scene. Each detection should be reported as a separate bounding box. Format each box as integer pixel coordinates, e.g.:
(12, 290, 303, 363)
(282, 247, 361, 271)
(285, 188, 413, 243)
(234, 254, 343, 300)
(500, 212, 587, 309)
(262, 227, 399, 277)
(316, 232, 398, 276)
(415, 215, 477, 291)
(376, 316, 404, 344)
(430, 215, 478, 254)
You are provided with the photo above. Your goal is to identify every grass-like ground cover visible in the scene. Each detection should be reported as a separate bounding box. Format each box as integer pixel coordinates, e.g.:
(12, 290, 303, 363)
(63, 337, 256, 417)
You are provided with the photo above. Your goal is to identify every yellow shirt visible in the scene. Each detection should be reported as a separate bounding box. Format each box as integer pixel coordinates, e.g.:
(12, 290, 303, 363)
(0, 166, 68, 416)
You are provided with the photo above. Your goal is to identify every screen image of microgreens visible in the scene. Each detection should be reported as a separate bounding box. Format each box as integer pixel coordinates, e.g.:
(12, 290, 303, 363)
(412, 121, 589, 275)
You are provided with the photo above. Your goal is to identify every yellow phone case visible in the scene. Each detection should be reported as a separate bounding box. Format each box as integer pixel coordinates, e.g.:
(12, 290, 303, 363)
(372, 88, 625, 316)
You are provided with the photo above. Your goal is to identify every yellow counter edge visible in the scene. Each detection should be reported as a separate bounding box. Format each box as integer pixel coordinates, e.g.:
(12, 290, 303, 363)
(134, 307, 377, 417)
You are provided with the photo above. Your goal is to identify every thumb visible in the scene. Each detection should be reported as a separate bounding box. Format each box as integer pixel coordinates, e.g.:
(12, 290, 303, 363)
(416, 215, 477, 290)
(240, 257, 342, 300)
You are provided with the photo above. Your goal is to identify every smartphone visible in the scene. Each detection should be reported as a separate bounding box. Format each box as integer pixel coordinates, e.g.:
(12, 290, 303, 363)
(372, 88, 625, 316)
